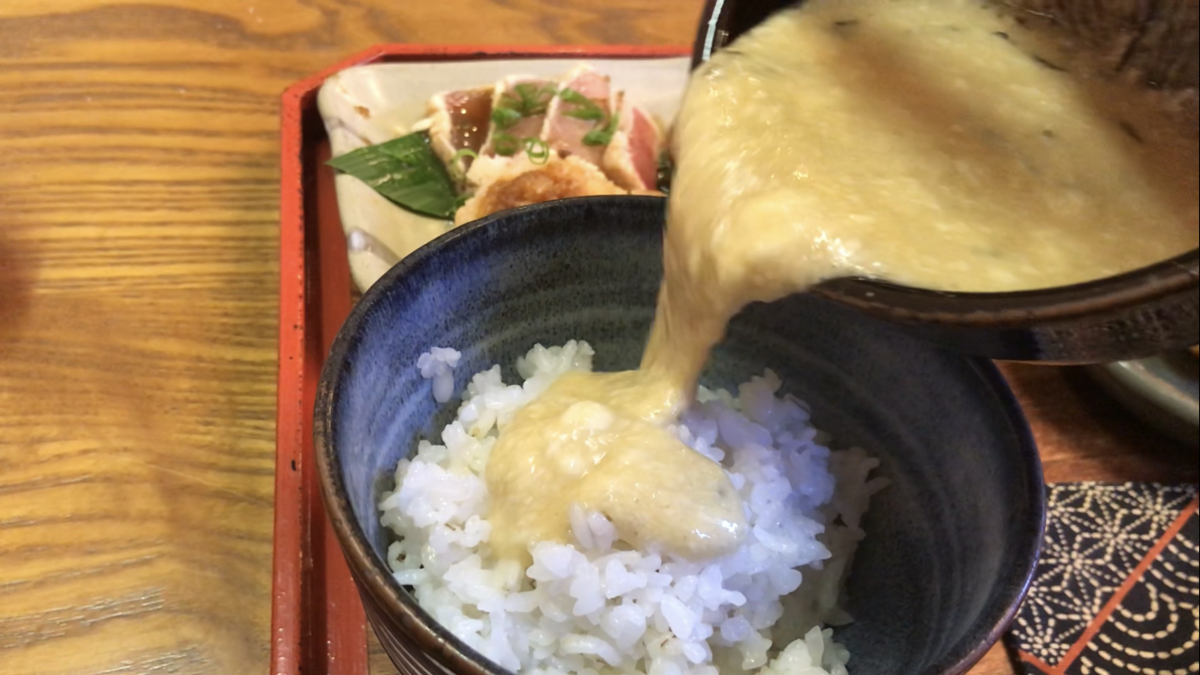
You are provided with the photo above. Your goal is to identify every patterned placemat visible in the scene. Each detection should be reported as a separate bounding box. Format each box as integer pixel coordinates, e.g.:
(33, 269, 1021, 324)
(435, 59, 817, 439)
(1005, 482, 1198, 675)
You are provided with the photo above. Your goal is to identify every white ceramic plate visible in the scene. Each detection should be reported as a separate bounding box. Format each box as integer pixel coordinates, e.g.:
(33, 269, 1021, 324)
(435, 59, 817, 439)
(317, 56, 691, 293)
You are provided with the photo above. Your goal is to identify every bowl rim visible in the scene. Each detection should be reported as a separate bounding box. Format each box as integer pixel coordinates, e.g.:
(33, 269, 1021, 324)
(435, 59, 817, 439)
(691, 0, 1200, 329)
(313, 196, 1047, 675)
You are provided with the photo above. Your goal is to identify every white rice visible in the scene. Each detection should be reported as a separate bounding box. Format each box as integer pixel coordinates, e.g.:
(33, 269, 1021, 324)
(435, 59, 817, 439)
(380, 341, 888, 675)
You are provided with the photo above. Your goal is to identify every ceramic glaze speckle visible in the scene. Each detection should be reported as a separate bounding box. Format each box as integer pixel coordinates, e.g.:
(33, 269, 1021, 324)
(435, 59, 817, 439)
(314, 197, 1045, 675)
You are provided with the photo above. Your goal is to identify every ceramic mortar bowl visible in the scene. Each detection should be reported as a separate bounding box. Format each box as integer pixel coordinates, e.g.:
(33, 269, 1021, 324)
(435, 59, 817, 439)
(692, 0, 1200, 364)
(314, 196, 1046, 675)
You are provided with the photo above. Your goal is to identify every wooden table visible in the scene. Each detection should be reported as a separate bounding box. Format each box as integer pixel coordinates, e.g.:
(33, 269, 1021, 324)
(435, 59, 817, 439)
(0, 1, 1194, 674)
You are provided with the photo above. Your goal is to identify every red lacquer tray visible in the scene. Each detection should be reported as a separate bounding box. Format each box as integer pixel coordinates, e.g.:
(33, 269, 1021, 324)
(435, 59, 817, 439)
(272, 44, 690, 675)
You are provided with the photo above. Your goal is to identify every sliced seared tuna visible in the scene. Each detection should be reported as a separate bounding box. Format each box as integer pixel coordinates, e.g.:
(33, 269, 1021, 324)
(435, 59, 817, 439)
(602, 98, 664, 192)
(541, 65, 613, 166)
(479, 76, 558, 158)
(423, 86, 494, 177)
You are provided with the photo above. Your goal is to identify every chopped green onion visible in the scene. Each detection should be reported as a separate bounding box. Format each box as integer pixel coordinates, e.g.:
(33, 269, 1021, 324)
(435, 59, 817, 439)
(559, 88, 606, 121)
(450, 148, 480, 164)
(583, 111, 620, 147)
(499, 82, 557, 118)
(524, 138, 551, 165)
(326, 131, 460, 219)
(564, 107, 606, 121)
(490, 107, 522, 130)
(492, 132, 520, 157)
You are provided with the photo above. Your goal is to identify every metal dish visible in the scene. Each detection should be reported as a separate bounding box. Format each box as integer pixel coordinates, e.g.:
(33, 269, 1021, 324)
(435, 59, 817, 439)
(1088, 350, 1200, 448)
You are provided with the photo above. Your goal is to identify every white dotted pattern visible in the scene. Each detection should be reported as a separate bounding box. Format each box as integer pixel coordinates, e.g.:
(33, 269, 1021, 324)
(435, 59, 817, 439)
(1008, 482, 1197, 670)
(1082, 517, 1198, 675)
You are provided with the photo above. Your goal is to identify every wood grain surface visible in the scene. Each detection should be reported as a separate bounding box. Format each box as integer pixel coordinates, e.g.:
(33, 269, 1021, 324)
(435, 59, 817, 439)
(0, 2, 1195, 675)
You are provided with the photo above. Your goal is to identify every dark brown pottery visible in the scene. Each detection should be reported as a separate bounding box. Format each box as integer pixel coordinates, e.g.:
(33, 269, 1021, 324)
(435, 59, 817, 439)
(693, 0, 1199, 363)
